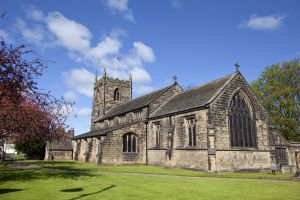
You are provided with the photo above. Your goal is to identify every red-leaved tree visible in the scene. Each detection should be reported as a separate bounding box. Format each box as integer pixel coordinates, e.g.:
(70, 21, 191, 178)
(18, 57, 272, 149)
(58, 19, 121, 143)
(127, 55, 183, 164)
(0, 39, 72, 160)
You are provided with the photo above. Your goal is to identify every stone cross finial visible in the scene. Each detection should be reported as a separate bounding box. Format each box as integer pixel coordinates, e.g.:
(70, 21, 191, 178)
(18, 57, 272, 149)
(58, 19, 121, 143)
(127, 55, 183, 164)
(235, 63, 240, 72)
(102, 67, 106, 77)
(173, 75, 177, 83)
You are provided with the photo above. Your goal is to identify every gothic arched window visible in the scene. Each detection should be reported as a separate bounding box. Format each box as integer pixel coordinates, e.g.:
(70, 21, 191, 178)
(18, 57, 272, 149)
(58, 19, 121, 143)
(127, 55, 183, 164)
(229, 92, 257, 148)
(123, 133, 137, 152)
(114, 88, 121, 101)
(185, 117, 196, 147)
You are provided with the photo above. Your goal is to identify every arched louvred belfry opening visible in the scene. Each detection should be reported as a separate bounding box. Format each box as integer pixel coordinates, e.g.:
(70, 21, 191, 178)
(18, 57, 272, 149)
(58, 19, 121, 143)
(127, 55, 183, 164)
(114, 88, 121, 101)
(123, 133, 137, 153)
(229, 91, 257, 148)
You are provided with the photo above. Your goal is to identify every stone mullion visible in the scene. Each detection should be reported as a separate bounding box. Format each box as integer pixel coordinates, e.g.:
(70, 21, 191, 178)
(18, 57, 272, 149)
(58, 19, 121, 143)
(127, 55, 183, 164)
(229, 115, 234, 146)
(193, 122, 196, 146)
(188, 124, 192, 146)
(241, 112, 245, 147)
(158, 125, 161, 147)
(246, 116, 251, 147)
(243, 115, 248, 147)
(252, 120, 257, 148)
(235, 112, 240, 147)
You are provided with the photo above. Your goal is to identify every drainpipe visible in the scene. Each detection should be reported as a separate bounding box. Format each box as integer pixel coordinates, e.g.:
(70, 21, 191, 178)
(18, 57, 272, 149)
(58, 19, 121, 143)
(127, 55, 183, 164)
(145, 107, 149, 165)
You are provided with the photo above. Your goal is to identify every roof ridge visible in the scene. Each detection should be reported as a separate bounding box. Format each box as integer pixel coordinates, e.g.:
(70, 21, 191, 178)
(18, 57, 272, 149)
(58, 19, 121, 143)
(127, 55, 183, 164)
(207, 72, 238, 104)
(149, 72, 237, 118)
(142, 83, 177, 105)
(141, 83, 175, 105)
(97, 83, 176, 121)
(183, 73, 235, 93)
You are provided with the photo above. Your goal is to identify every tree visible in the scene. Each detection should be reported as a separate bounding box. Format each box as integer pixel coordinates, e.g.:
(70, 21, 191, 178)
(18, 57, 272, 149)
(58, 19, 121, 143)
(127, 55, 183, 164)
(251, 59, 300, 141)
(15, 139, 46, 160)
(0, 39, 72, 160)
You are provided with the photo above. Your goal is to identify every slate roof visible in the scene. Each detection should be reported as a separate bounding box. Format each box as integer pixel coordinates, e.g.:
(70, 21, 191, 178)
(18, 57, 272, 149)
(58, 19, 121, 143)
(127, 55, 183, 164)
(47, 139, 73, 150)
(73, 124, 130, 139)
(95, 83, 176, 122)
(150, 73, 236, 118)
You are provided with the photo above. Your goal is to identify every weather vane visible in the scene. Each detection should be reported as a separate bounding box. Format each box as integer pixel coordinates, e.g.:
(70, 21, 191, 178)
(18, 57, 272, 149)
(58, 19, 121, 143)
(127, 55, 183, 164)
(234, 63, 240, 72)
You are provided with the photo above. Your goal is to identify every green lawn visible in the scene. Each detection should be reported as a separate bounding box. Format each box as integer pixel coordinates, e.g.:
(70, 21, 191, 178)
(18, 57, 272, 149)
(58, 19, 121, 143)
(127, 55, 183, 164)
(26, 160, 294, 179)
(0, 161, 299, 200)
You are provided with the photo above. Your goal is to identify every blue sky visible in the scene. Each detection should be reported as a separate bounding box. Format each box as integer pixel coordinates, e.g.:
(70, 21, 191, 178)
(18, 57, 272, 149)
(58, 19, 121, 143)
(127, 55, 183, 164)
(1, 0, 300, 135)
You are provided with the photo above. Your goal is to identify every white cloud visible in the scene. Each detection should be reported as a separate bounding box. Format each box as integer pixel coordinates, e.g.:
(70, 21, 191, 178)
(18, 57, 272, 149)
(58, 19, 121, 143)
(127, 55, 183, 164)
(86, 35, 122, 60)
(15, 18, 46, 46)
(170, 0, 182, 9)
(133, 42, 155, 63)
(63, 90, 78, 102)
(105, 0, 135, 22)
(133, 85, 154, 96)
(130, 67, 151, 83)
(16, 8, 155, 96)
(74, 107, 91, 117)
(106, 0, 128, 11)
(239, 14, 285, 31)
(46, 12, 91, 51)
(26, 5, 45, 21)
(63, 68, 94, 97)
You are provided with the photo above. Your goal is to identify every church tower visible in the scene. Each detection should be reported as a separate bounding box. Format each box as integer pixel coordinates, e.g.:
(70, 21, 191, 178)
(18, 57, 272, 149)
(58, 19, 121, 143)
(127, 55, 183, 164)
(91, 68, 132, 130)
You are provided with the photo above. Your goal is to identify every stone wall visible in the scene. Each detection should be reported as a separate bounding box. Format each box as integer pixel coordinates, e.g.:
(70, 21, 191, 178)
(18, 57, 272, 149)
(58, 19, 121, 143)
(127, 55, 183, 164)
(216, 150, 271, 171)
(77, 139, 86, 162)
(94, 107, 147, 130)
(85, 138, 98, 163)
(45, 150, 73, 160)
(147, 109, 209, 170)
(147, 150, 167, 166)
(44, 140, 73, 161)
(208, 73, 271, 171)
(73, 72, 278, 172)
(101, 122, 147, 165)
(210, 73, 269, 150)
(103, 77, 132, 113)
(174, 150, 208, 170)
(91, 75, 132, 130)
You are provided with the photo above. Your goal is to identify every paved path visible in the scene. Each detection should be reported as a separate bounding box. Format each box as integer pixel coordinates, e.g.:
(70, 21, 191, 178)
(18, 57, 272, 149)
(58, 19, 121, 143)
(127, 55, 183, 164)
(93, 171, 300, 183)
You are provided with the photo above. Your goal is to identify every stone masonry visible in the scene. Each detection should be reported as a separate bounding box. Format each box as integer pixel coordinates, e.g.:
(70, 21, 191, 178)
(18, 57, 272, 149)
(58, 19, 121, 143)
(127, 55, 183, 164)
(70, 69, 300, 172)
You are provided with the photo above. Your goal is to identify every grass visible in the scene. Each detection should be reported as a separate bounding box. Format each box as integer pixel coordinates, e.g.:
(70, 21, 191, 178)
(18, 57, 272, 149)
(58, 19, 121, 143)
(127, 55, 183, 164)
(25, 160, 294, 179)
(0, 161, 299, 200)
(4, 153, 26, 161)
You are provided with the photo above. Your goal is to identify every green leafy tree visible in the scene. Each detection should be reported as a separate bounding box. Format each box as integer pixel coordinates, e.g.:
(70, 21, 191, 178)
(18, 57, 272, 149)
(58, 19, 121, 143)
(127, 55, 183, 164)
(252, 59, 300, 141)
(15, 139, 46, 160)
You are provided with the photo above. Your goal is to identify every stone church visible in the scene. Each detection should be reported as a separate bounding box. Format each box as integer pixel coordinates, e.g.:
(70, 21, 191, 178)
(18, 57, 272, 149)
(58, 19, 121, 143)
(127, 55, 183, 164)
(69, 68, 300, 172)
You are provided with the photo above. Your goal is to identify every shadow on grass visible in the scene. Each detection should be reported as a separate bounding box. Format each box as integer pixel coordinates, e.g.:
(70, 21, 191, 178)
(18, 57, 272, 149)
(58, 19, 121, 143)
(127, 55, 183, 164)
(0, 163, 101, 184)
(69, 185, 117, 200)
(61, 188, 83, 192)
(0, 188, 26, 194)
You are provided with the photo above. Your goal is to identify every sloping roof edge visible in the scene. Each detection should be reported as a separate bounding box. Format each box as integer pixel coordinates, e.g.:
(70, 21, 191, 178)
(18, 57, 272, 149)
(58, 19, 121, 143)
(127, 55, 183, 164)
(205, 72, 238, 104)
(95, 82, 180, 122)
(73, 123, 134, 140)
(149, 73, 237, 118)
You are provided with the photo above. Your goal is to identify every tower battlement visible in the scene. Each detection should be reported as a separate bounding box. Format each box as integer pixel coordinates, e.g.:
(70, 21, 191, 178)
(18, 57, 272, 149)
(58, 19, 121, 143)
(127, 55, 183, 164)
(91, 68, 132, 130)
